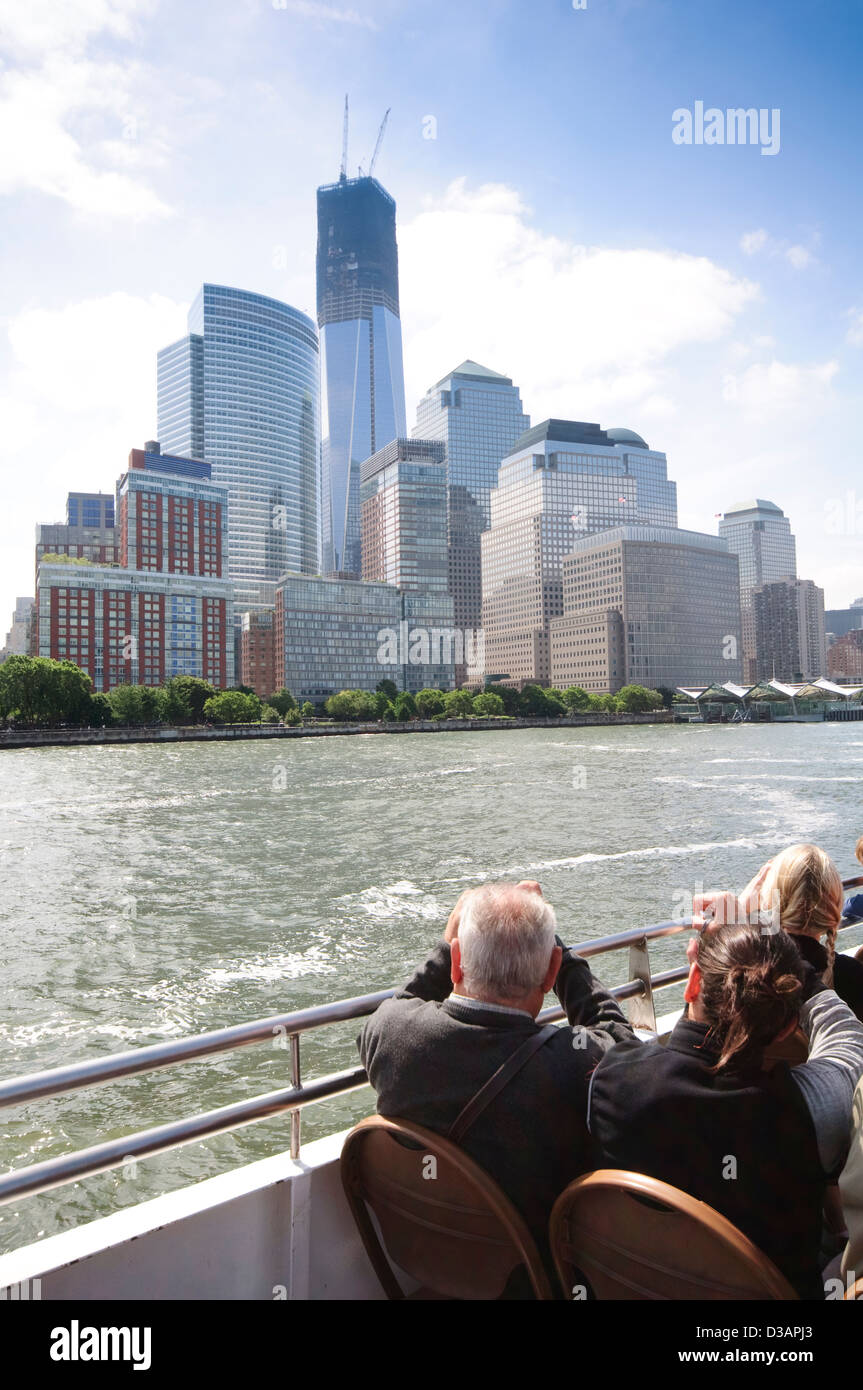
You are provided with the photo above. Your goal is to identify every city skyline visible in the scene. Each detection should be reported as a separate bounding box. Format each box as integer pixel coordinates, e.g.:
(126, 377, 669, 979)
(1, 0, 861, 633)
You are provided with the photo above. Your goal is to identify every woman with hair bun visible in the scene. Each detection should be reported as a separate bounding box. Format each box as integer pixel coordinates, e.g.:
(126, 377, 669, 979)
(589, 920, 863, 1299)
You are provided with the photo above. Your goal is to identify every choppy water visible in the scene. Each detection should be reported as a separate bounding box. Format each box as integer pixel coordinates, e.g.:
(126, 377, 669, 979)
(2, 722, 863, 1253)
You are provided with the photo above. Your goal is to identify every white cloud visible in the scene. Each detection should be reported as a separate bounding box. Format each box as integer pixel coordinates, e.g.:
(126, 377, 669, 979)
(0, 1, 171, 219)
(276, 1, 377, 28)
(847, 309, 863, 347)
(740, 229, 769, 255)
(400, 180, 758, 424)
(786, 245, 813, 270)
(721, 359, 839, 417)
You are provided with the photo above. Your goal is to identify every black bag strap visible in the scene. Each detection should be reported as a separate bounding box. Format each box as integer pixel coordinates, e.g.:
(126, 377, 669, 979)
(446, 1023, 559, 1145)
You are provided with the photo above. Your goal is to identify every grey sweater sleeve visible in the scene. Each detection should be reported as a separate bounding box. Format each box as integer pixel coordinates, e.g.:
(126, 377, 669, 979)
(791, 989, 863, 1175)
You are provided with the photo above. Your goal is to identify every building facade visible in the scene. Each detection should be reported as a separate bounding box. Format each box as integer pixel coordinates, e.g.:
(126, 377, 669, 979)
(0, 596, 35, 663)
(828, 629, 863, 682)
(549, 526, 743, 692)
(752, 577, 827, 681)
(317, 176, 406, 577)
(157, 285, 320, 613)
(481, 420, 678, 684)
(825, 601, 863, 640)
(274, 573, 402, 705)
(718, 500, 797, 683)
(360, 437, 455, 691)
(240, 610, 277, 698)
(412, 361, 530, 677)
(35, 448, 235, 691)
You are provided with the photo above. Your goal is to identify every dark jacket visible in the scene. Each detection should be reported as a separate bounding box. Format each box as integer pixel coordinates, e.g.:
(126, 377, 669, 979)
(588, 1018, 826, 1300)
(793, 932, 863, 1023)
(358, 937, 633, 1277)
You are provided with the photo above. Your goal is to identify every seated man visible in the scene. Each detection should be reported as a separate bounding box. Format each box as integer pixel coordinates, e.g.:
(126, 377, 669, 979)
(357, 880, 633, 1278)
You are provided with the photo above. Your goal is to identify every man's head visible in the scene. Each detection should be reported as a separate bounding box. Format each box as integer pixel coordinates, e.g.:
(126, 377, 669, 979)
(450, 882, 561, 1015)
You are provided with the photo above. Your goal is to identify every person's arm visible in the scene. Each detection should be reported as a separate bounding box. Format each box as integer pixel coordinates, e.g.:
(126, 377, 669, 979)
(791, 989, 863, 1175)
(554, 938, 634, 1049)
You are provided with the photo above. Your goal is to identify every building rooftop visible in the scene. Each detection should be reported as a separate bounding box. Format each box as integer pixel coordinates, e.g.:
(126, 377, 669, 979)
(723, 499, 785, 517)
(505, 419, 651, 457)
(433, 360, 513, 389)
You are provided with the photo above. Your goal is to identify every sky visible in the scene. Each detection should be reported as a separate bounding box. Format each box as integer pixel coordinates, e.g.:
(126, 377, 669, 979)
(1, 0, 862, 632)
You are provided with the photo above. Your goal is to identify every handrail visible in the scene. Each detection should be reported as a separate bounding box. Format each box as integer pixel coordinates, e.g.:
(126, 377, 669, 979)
(0, 879, 861, 1208)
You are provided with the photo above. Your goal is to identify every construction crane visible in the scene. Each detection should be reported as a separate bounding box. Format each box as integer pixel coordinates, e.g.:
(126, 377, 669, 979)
(339, 94, 349, 182)
(368, 108, 390, 178)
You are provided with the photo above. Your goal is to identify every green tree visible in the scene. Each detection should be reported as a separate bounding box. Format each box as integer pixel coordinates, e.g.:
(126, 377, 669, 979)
(393, 691, 417, 721)
(86, 692, 114, 728)
(283, 707, 302, 727)
(616, 684, 663, 713)
(203, 690, 262, 724)
(260, 704, 281, 724)
(0, 655, 95, 726)
(301, 701, 314, 718)
(415, 688, 446, 719)
(484, 682, 520, 716)
(562, 685, 591, 712)
(267, 688, 297, 717)
(376, 678, 399, 702)
(162, 676, 216, 723)
(520, 684, 566, 717)
(443, 688, 474, 718)
(473, 691, 505, 717)
(324, 690, 379, 721)
(107, 684, 163, 726)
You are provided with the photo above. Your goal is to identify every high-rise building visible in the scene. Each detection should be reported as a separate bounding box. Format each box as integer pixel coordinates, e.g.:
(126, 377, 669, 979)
(828, 629, 863, 682)
(157, 285, 320, 614)
(35, 447, 234, 691)
(549, 526, 742, 692)
(0, 597, 35, 663)
(481, 420, 678, 685)
(274, 573, 402, 705)
(825, 600, 863, 640)
(718, 500, 797, 683)
(360, 438, 455, 691)
(412, 361, 530, 681)
(752, 578, 827, 681)
(316, 176, 406, 576)
(240, 610, 277, 698)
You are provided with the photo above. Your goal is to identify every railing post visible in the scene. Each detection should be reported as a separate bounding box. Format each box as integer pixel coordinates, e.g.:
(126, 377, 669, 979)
(627, 936, 656, 1032)
(290, 1033, 302, 1159)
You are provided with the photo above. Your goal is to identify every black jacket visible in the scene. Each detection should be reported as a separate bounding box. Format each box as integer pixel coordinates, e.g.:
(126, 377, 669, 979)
(588, 1018, 826, 1300)
(793, 932, 863, 1023)
(358, 937, 633, 1277)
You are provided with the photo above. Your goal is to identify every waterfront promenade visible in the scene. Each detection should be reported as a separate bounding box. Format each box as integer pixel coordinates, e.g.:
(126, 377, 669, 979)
(0, 711, 674, 751)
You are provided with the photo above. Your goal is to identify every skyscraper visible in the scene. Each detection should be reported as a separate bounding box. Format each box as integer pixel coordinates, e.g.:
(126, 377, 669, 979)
(316, 176, 406, 576)
(157, 285, 320, 615)
(718, 500, 797, 683)
(413, 361, 529, 680)
(752, 578, 827, 681)
(481, 419, 678, 684)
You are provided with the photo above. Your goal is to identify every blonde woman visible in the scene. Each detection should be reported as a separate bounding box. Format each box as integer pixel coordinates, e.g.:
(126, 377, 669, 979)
(755, 844, 863, 1023)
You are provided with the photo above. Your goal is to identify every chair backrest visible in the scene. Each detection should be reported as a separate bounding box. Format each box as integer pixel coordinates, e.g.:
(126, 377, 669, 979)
(550, 1169, 798, 1301)
(340, 1114, 554, 1300)
(845, 1275, 863, 1300)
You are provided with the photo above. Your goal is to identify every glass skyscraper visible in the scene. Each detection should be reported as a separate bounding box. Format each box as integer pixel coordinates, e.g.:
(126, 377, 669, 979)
(412, 361, 529, 680)
(718, 499, 797, 683)
(157, 285, 320, 615)
(481, 419, 678, 684)
(316, 176, 406, 576)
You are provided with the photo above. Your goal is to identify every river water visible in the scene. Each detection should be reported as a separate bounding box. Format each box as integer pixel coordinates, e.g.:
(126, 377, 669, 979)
(2, 721, 863, 1253)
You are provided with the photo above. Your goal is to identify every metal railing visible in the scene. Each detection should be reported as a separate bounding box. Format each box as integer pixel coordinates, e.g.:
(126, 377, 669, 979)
(1, 878, 862, 1210)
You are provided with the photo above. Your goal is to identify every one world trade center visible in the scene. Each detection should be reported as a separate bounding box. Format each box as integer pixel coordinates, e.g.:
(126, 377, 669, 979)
(316, 173, 406, 576)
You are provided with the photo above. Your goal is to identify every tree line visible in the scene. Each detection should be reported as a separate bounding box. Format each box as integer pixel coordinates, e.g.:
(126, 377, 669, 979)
(0, 656, 669, 730)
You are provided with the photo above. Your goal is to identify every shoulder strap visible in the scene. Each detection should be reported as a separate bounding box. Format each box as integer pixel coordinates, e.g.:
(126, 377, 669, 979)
(446, 1023, 559, 1145)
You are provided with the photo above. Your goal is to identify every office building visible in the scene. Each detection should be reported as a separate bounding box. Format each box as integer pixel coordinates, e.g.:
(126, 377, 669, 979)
(718, 500, 797, 683)
(481, 419, 677, 684)
(240, 610, 277, 699)
(752, 578, 827, 681)
(360, 438, 455, 691)
(828, 630, 863, 682)
(0, 597, 35, 663)
(317, 176, 406, 576)
(35, 447, 234, 691)
(825, 600, 863, 640)
(550, 527, 743, 692)
(274, 573, 402, 705)
(157, 284, 320, 613)
(412, 361, 530, 677)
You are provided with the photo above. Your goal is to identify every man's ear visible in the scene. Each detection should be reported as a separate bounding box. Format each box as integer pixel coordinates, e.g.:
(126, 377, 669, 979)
(541, 944, 563, 994)
(450, 937, 463, 985)
(683, 960, 702, 1005)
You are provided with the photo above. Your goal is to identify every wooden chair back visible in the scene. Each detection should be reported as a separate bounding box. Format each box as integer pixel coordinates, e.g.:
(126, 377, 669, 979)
(340, 1114, 554, 1300)
(549, 1169, 798, 1301)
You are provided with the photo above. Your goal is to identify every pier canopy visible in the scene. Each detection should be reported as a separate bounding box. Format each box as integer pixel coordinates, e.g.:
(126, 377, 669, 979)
(676, 682, 753, 705)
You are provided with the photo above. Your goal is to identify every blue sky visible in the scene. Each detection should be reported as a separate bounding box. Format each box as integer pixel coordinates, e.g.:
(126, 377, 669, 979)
(1, 0, 862, 632)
